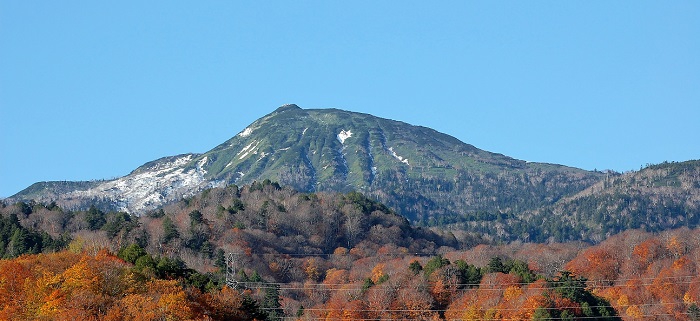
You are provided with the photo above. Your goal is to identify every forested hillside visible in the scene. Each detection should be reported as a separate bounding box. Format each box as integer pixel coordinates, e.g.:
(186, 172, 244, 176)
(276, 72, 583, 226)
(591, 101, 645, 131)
(0, 208, 69, 259)
(446, 160, 700, 243)
(565, 228, 700, 320)
(3, 181, 700, 319)
(551, 160, 700, 240)
(1, 181, 461, 281)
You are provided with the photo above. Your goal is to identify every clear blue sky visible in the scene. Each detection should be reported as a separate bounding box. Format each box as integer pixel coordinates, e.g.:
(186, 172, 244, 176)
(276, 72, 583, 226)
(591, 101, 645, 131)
(1, 1, 699, 197)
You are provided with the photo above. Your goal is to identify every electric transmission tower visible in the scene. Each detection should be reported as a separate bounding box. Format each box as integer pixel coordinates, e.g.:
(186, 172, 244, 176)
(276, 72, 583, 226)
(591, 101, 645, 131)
(225, 252, 241, 289)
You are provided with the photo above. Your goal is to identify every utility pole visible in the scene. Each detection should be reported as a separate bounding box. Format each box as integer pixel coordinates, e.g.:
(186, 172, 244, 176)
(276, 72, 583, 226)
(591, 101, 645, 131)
(225, 252, 241, 289)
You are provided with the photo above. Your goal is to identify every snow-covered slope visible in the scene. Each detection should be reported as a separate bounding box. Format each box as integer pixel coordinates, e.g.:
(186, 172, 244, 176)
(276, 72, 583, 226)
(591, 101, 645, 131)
(75, 154, 222, 213)
(12, 154, 223, 215)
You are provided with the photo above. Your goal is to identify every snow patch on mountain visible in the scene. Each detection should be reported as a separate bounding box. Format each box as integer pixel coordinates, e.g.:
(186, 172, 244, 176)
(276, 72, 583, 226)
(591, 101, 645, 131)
(388, 147, 410, 165)
(239, 127, 254, 137)
(67, 154, 222, 214)
(197, 156, 209, 173)
(367, 140, 376, 184)
(237, 141, 256, 156)
(337, 130, 352, 144)
(238, 141, 260, 160)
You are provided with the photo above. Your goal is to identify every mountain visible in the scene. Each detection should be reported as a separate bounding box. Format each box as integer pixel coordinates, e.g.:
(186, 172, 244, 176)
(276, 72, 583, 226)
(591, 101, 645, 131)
(10, 105, 604, 224)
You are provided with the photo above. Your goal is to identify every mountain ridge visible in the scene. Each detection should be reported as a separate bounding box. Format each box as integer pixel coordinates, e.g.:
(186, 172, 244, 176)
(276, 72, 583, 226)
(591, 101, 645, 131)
(8, 104, 700, 242)
(10, 105, 603, 220)
(13, 105, 699, 243)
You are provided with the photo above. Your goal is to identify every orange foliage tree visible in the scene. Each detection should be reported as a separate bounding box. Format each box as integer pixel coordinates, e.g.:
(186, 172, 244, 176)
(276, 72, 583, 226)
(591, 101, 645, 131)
(0, 250, 258, 321)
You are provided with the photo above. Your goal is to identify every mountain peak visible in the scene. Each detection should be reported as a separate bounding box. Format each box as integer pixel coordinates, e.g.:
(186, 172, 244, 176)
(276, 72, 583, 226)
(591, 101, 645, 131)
(11, 105, 605, 227)
(274, 104, 302, 113)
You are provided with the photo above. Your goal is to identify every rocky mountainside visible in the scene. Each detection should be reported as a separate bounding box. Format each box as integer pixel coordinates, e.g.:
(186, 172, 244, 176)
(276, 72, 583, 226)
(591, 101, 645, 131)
(11, 105, 604, 225)
(13, 154, 221, 214)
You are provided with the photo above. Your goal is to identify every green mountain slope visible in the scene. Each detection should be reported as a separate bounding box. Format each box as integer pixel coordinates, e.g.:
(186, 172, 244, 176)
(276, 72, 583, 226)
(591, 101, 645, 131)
(190, 105, 604, 224)
(19, 105, 700, 244)
(11, 105, 604, 225)
(8, 103, 700, 243)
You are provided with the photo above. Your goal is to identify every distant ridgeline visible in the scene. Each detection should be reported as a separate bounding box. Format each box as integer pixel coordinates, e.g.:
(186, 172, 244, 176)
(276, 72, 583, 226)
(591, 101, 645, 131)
(8, 105, 700, 243)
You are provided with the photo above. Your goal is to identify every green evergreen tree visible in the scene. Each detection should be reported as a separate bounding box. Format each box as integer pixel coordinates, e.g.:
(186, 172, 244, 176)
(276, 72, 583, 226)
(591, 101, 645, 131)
(423, 255, 450, 277)
(689, 303, 700, 321)
(135, 254, 157, 274)
(189, 210, 203, 226)
(455, 259, 482, 287)
(263, 284, 282, 321)
(15, 202, 32, 215)
(214, 249, 226, 270)
(408, 260, 423, 275)
(532, 307, 551, 321)
(118, 243, 147, 264)
(487, 257, 506, 273)
(85, 205, 106, 230)
(162, 216, 180, 243)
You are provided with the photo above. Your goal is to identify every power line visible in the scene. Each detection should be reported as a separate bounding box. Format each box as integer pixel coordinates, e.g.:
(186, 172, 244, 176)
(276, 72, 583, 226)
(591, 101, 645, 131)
(292, 301, 690, 313)
(229, 275, 700, 292)
(281, 314, 688, 321)
(223, 251, 700, 319)
(224, 251, 440, 257)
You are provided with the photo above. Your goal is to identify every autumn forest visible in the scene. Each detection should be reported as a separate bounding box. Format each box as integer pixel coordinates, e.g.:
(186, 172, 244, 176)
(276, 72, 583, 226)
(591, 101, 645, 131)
(2, 181, 700, 320)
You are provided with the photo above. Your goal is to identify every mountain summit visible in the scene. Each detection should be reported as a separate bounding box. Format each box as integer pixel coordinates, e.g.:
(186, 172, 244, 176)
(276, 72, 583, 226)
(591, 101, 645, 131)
(12, 105, 603, 223)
